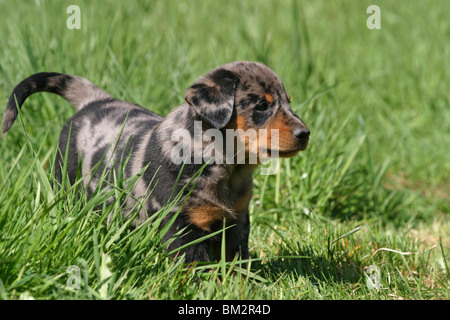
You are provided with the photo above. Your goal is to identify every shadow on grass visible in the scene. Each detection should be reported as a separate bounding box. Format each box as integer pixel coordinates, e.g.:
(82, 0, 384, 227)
(251, 245, 363, 285)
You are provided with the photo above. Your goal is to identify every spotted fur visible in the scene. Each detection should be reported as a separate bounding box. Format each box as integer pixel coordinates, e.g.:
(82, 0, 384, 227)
(2, 61, 310, 263)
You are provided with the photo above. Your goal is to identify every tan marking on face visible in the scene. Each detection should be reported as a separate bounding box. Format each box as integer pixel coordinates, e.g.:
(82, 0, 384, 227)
(225, 109, 302, 163)
(236, 115, 247, 130)
(261, 112, 300, 157)
(263, 92, 274, 104)
(226, 114, 247, 131)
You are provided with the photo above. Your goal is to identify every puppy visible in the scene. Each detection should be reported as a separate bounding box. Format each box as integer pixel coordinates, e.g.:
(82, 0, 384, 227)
(2, 61, 309, 263)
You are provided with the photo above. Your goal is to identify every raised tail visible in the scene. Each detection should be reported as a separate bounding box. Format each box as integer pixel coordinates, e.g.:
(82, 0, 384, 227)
(1, 72, 112, 134)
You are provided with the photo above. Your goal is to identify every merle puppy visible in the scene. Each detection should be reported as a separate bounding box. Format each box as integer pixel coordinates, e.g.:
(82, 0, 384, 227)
(2, 61, 309, 263)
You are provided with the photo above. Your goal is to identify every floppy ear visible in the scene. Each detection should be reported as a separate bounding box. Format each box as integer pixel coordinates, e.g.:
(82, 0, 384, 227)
(185, 68, 240, 129)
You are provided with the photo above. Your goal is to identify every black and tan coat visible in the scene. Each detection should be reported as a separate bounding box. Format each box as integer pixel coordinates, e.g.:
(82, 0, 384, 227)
(2, 61, 309, 263)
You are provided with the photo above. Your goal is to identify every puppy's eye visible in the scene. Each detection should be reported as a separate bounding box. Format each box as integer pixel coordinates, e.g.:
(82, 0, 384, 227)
(255, 101, 270, 111)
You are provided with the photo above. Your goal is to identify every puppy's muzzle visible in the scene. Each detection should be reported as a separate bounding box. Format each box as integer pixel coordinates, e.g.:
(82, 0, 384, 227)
(292, 126, 310, 151)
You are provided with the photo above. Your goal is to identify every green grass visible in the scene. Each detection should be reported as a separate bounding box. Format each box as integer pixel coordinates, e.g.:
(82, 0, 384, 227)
(0, 0, 449, 300)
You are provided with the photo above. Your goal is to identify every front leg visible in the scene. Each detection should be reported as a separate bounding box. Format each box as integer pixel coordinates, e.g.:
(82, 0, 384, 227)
(228, 209, 250, 261)
(237, 209, 250, 260)
(163, 219, 211, 263)
(169, 204, 226, 263)
(161, 206, 250, 264)
(210, 209, 250, 262)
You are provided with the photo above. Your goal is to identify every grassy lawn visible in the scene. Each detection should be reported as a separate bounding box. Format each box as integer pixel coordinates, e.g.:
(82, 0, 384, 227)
(0, 0, 448, 300)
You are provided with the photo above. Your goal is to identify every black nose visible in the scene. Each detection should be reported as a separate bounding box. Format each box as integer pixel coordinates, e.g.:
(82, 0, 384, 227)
(293, 127, 310, 141)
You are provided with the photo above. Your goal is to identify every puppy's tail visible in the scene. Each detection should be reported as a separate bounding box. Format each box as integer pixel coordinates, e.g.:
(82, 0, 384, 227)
(1, 72, 112, 135)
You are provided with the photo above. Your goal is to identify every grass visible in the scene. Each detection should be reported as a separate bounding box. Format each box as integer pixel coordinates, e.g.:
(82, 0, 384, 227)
(0, 0, 449, 300)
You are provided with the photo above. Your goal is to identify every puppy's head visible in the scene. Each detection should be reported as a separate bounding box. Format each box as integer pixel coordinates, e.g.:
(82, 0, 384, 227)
(185, 61, 309, 159)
